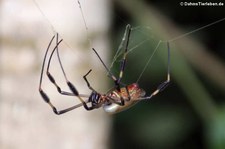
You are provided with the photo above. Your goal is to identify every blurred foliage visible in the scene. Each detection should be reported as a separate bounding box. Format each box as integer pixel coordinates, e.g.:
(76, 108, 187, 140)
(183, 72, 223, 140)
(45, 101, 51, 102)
(109, 0, 225, 149)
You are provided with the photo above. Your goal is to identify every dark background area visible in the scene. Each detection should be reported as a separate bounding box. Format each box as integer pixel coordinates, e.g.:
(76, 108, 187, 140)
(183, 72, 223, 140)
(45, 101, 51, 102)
(110, 0, 225, 149)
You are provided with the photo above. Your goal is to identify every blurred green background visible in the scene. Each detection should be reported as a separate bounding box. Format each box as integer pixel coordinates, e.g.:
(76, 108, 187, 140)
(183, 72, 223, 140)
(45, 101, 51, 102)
(110, 0, 225, 149)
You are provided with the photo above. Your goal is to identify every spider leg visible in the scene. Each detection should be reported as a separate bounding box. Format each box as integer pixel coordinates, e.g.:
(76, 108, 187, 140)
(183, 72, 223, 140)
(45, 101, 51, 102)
(116, 24, 131, 85)
(82, 69, 126, 108)
(83, 69, 107, 108)
(39, 35, 66, 114)
(83, 69, 96, 92)
(92, 24, 132, 94)
(91, 48, 118, 86)
(114, 24, 132, 101)
(142, 79, 170, 100)
(90, 25, 132, 105)
(138, 42, 171, 100)
(39, 34, 94, 114)
(45, 34, 75, 96)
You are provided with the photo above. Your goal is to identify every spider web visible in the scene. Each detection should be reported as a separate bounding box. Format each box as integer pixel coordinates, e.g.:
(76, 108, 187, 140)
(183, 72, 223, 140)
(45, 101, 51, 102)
(109, 15, 225, 85)
(33, 0, 225, 87)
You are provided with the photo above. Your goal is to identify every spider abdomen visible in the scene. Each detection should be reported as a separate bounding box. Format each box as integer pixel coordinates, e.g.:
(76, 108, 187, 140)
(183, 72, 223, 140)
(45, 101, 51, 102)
(103, 83, 146, 114)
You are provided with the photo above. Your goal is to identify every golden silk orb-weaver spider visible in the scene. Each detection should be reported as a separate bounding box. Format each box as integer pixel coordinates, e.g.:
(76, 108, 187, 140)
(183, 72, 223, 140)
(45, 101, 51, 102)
(39, 24, 170, 114)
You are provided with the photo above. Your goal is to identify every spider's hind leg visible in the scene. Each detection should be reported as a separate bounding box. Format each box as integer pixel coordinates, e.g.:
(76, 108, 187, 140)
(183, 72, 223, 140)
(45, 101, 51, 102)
(139, 42, 171, 100)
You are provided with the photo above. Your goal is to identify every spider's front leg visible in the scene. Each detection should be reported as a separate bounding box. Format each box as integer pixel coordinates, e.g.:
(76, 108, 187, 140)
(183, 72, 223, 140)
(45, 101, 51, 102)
(82, 69, 105, 109)
(91, 24, 132, 104)
(83, 69, 125, 107)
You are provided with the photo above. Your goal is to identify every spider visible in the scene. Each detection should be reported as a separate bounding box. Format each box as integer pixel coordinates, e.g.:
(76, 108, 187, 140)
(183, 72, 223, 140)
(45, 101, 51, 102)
(39, 24, 170, 115)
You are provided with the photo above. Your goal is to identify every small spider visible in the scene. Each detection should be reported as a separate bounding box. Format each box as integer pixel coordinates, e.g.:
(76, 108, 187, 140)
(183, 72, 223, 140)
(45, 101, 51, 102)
(39, 24, 170, 114)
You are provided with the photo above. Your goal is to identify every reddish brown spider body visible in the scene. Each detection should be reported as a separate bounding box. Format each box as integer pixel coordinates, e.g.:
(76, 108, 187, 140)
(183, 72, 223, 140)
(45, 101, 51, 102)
(102, 83, 146, 114)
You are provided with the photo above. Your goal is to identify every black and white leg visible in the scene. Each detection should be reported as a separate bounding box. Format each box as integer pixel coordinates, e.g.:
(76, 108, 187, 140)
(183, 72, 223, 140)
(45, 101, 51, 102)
(39, 34, 93, 115)
(139, 42, 171, 100)
(91, 24, 132, 102)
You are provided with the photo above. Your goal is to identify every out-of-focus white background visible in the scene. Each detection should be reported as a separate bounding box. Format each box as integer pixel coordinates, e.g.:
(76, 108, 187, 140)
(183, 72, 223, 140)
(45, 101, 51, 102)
(0, 0, 112, 148)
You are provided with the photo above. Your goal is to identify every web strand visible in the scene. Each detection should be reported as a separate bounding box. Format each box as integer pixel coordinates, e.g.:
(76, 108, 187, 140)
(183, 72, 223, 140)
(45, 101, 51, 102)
(77, 0, 93, 52)
(136, 40, 163, 83)
(34, 0, 225, 85)
(168, 17, 225, 42)
(77, 0, 88, 31)
(33, 0, 56, 34)
(136, 17, 225, 83)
